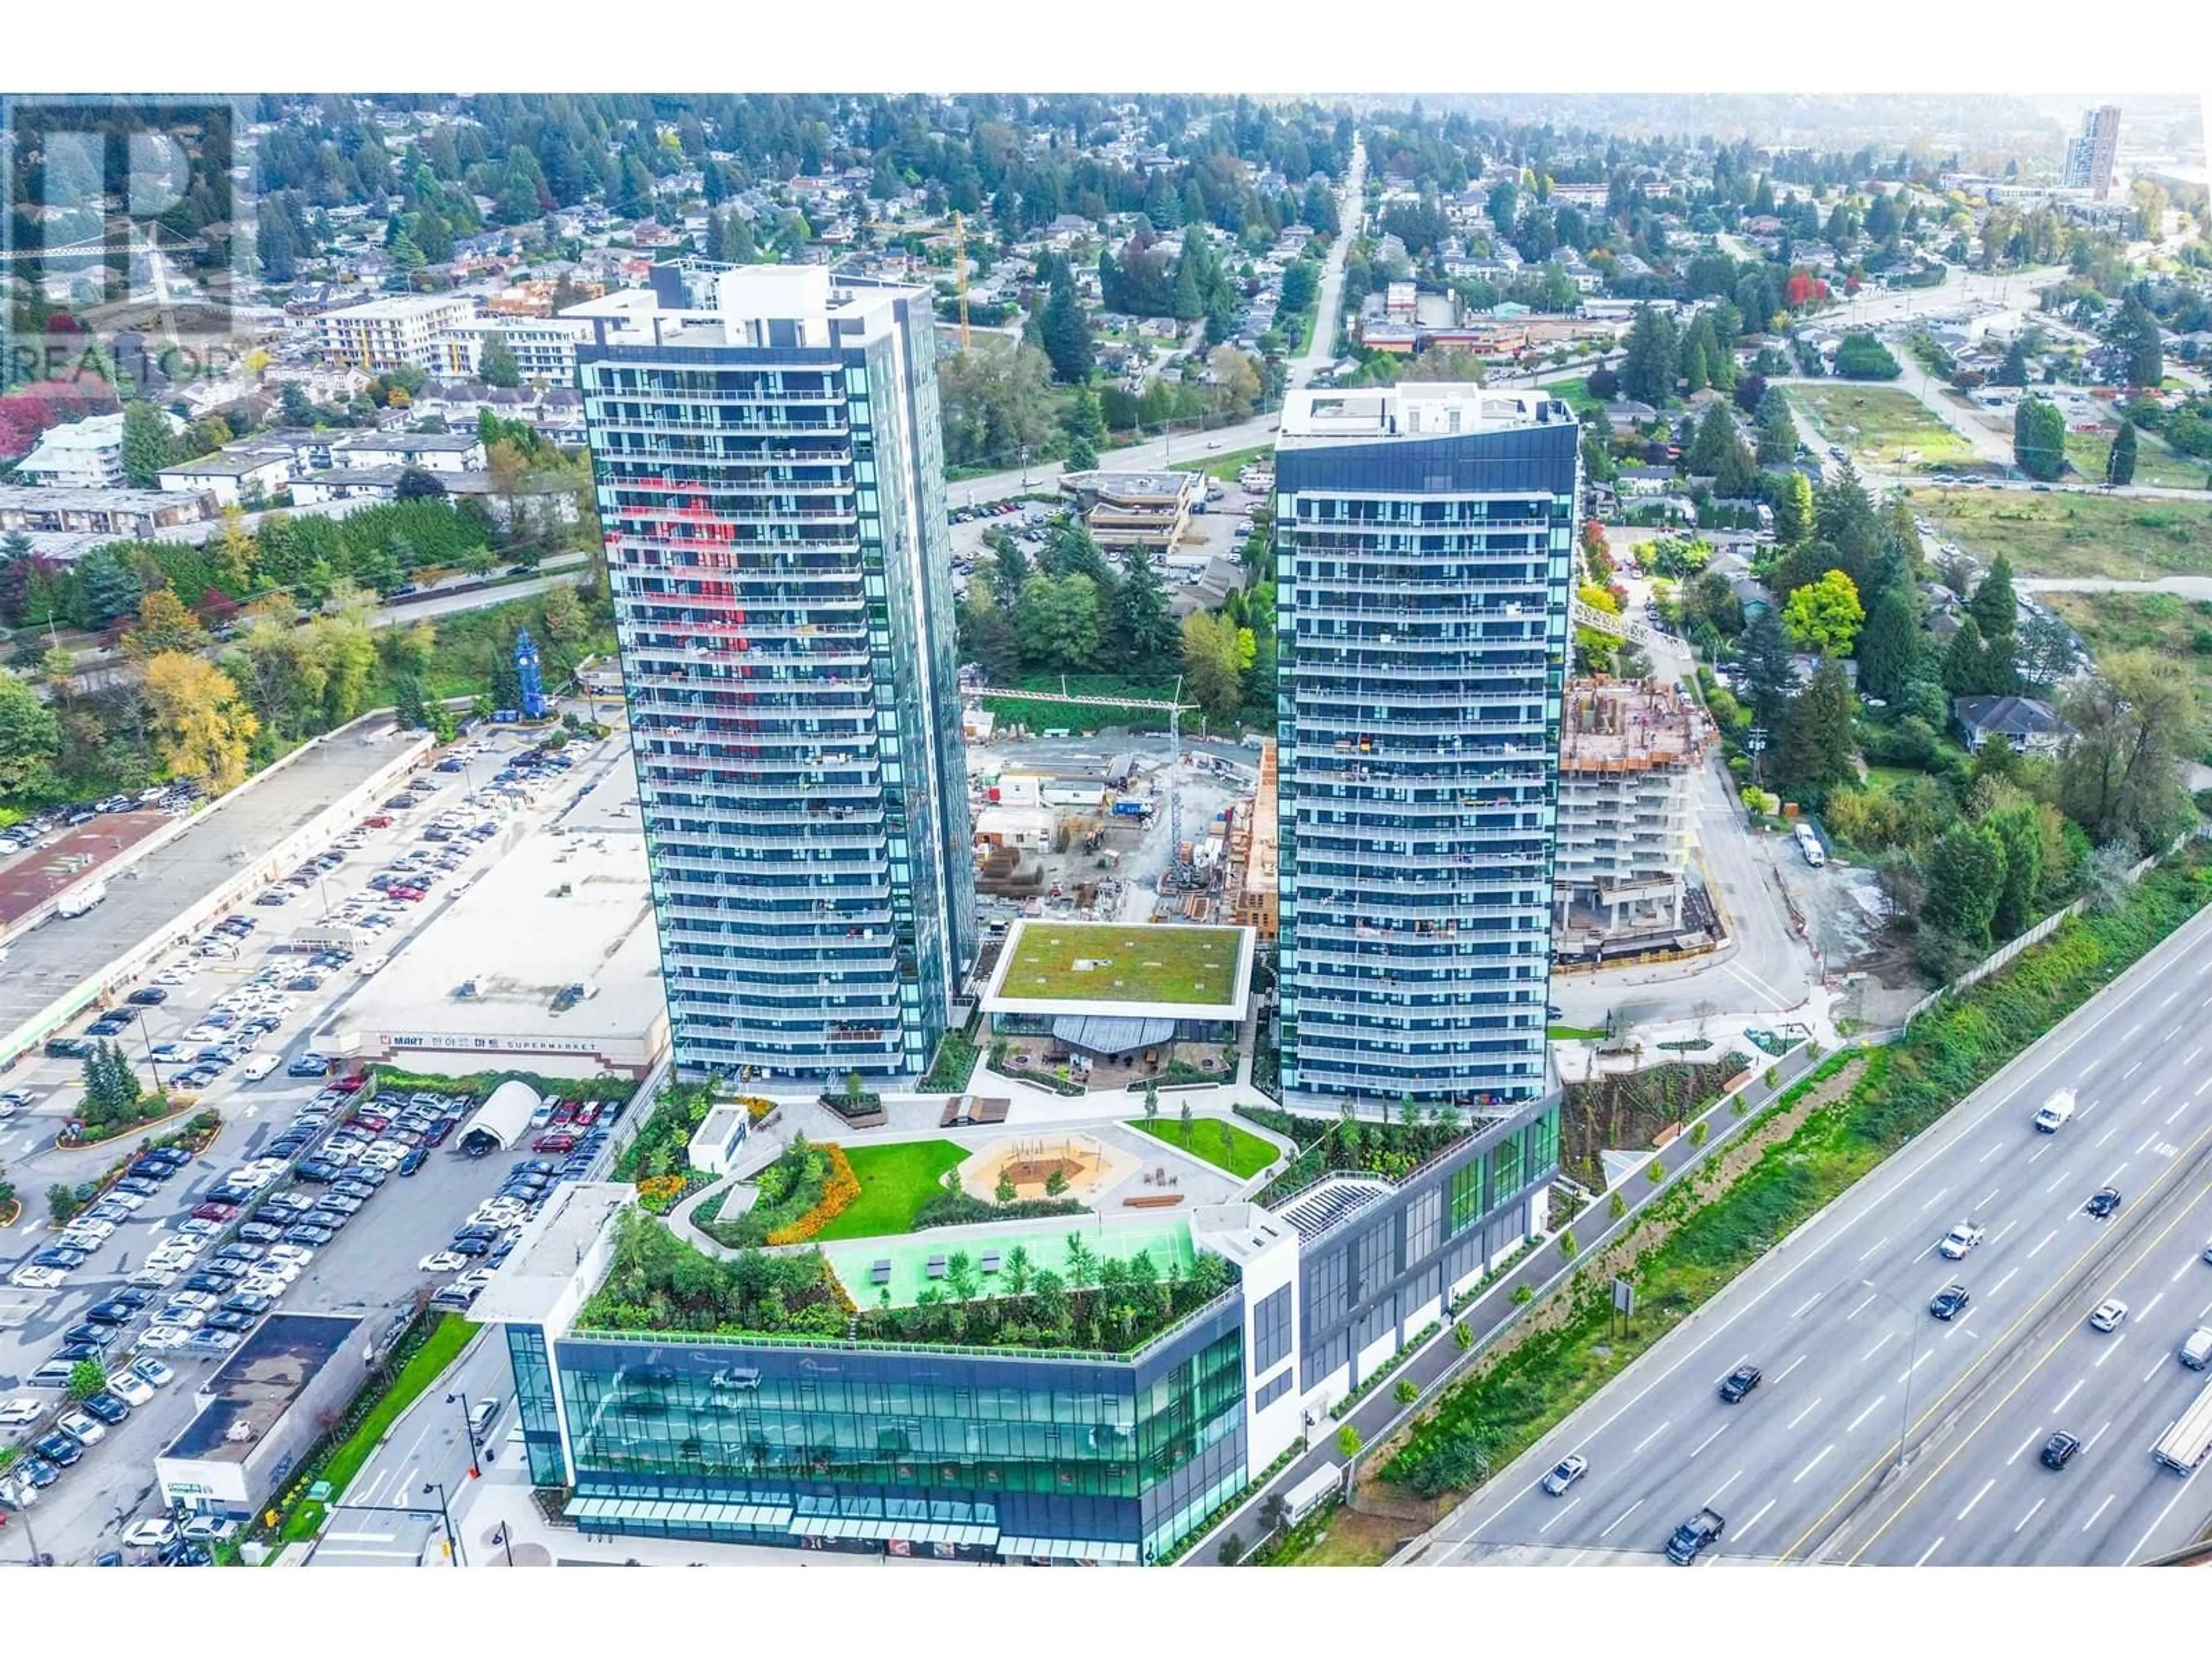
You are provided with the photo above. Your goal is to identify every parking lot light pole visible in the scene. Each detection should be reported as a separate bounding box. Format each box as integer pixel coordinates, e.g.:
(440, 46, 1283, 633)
(1861, 1278, 1917, 1474)
(448, 1390, 482, 1478)
(131, 1006, 163, 1093)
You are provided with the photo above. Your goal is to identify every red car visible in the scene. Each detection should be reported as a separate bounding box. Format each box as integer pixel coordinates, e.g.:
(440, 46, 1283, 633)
(353, 1112, 390, 1132)
(386, 887, 425, 903)
(191, 1202, 238, 1222)
(574, 1101, 603, 1127)
(532, 1132, 577, 1153)
(362, 815, 393, 830)
(549, 1103, 576, 1127)
(332, 1074, 369, 1093)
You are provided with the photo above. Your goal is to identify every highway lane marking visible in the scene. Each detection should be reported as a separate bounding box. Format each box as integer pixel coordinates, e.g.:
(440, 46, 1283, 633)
(2142, 1291, 2165, 1321)
(1629, 1420, 1672, 1455)
(1706, 1469, 1744, 1508)
(2014, 1498, 2046, 1534)
(2028, 1144, 2050, 1164)
(2192, 1047, 2208, 1067)
(2081, 1494, 2115, 1533)
(1735, 1498, 1778, 1543)
(1791, 1444, 1835, 1483)
(2123, 1059, 2145, 1081)
(1913, 1535, 1945, 1566)
(2097, 1127, 2119, 1147)
(1975, 1187, 2000, 1210)
(2168, 1101, 2190, 1126)
(1786, 1397, 1824, 1430)
(1855, 1234, 1892, 1264)
(1990, 1267, 2020, 1299)
(1471, 915, 2212, 1563)
(2007, 1429, 2041, 1466)
(2161, 988, 2184, 1009)
(2093, 1334, 2127, 1368)
(2171, 1260, 2194, 1285)
(2046, 1173, 2072, 1194)
(1917, 1188, 1950, 1214)
(1978, 1140, 2003, 1164)
(1831, 1114, 2212, 1566)
(2197, 1076, 2212, 1099)
(1993, 1220, 2020, 1245)
(2127, 1458, 2209, 1562)
(2085, 1418, 2115, 1453)
(1848, 1395, 1888, 1433)
(1790, 1292, 1823, 1319)
(1535, 1497, 1581, 1536)
(2143, 1353, 2169, 1383)
(1775, 1354, 1809, 1384)
(2138, 1132, 2160, 1154)
(1690, 1422, 1730, 1458)
(1956, 1478, 1995, 1521)
(1848, 1291, 1879, 1320)
(1896, 1350, 1935, 1384)
(1596, 1499, 1643, 1540)
(1860, 1331, 1896, 1362)
(2028, 1228, 2059, 1259)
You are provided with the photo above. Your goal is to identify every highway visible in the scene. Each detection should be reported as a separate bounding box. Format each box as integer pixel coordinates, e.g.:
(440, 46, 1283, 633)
(1413, 897, 2212, 1569)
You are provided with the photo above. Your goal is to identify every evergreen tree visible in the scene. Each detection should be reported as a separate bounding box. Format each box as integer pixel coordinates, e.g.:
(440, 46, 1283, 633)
(1737, 604, 1799, 730)
(120, 402, 171, 488)
(1753, 387, 1800, 463)
(1988, 802, 2044, 940)
(1924, 823, 2007, 949)
(1967, 554, 2018, 644)
(1942, 613, 1994, 694)
(1039, 268, 1094, 385)
(1774, 657, 1859, 799)
(1997, 338, 2029, 387)
(2013, 395, 2066, 481)
(1109, 545, 1179, 675)
(1772, 469, 1816, 546)
(2109, 291, 2164, 388)
(1685, 402, 1735, 475)
(2107, 419, 2138, 487)
(478, 333, 521, 388)
(1857, 585, 1922, 702)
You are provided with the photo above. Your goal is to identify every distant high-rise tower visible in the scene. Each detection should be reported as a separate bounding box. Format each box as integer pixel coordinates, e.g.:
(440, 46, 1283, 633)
(571, 262, 976, 1084)
(2063, 105, 2122, 200)
(1272, 383, 1575, 1109)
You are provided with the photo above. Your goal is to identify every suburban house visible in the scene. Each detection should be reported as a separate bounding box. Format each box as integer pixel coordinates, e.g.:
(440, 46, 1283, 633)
(154, 448, 293, 507)
(1953, 695, 2070, 756)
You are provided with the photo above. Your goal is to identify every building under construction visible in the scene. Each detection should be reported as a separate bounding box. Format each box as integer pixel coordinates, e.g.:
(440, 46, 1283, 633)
(1223, 739, 1279, 942)
(1553, 679, 1715, 961)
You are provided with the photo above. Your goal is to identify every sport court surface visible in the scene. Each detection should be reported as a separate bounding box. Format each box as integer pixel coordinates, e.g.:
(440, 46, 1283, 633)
(821, 1217, 1198, 1309)
(0, 718, 412, 1054)
(996, 922, 1239, 1005)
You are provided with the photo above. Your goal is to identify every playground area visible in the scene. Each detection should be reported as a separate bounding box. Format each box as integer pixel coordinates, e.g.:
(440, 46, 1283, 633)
(955, 1131, 1139, 1206)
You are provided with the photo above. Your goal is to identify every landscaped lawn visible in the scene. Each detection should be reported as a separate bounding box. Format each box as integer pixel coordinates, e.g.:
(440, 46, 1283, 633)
(810, 1139, 969, 1241)
(1129, 1116, 1281, 1179)
(1000, 921, 1243, 1006)
(1908, 487, 2212, 581)
(1546, 1024, 1606, 1041)
(1787, 385, 1978, 469)
(1199, 444, 1272, 482)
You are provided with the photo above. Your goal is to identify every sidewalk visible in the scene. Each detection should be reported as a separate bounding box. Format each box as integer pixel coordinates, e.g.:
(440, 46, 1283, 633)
(455, 1478, 953, 1568)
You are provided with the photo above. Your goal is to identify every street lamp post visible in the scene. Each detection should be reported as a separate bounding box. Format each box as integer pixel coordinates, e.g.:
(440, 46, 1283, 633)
(422, 1481, 463, 1566)
(131, 1006, 162, 1093)
(448, 1390, 482, 1478)
(1861, 1278, 1919, 1474)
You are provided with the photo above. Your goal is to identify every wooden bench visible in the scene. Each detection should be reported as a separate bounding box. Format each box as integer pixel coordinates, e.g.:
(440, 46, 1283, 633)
(1123, 1194, 1184, 1210)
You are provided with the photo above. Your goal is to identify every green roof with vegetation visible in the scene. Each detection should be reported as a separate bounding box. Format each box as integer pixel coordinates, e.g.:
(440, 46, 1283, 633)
(997, 921, 1243, 1006)
(579, 1210, 1234, 1356)
(1238, 1101, 1479, 1208)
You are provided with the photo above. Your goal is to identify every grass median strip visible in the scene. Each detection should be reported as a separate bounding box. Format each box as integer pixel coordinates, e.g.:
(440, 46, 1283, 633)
(1266, 850, 2212, 1564)
(281, 1313, 477, 1543)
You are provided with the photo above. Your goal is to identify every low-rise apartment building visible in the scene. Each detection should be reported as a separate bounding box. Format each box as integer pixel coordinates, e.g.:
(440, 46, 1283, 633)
(316, 293, 478, 371)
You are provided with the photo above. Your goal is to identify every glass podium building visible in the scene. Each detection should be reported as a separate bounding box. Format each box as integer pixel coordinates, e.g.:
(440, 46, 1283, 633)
(1273, 385, 1577, 1109)
(570, 263, 976, 1084)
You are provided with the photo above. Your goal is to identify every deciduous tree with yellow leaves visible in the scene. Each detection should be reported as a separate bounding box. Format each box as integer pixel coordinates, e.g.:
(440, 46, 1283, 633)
(142, 652, 257, 792)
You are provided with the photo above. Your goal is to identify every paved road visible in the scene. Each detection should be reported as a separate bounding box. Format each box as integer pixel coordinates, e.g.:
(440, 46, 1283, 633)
(1413, 899, 2212, 1569)
(1288, 144, 1364, 392)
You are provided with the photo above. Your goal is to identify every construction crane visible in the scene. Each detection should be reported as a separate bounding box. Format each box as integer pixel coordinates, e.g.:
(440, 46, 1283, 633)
(961, 680, 1198, 879)
(1569, 597, 1657, 647)
(952, 210, 971, 351)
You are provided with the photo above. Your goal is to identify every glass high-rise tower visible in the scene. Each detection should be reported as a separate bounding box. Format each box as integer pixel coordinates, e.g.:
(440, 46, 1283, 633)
(1273, 385, 1577, 1108)
(572, 263, 975, 1084)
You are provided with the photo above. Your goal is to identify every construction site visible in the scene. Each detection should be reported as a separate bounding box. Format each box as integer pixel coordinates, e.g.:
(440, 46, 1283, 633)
(1552, 677, 1722, 968)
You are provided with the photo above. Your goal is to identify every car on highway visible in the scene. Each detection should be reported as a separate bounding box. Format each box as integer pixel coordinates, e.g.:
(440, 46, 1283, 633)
(2040, 1431, 2081, 1470)
(2084, 1187, 2122, 1219)
(1541, 1453, 1589, 1496)
(1937, 1220, 1985, 1259)
(2180, 1328, 2212, 1371)
(1665, 1507, 1725, 1565)
(1718, 1363, 1762, 1403)
(2088, 1298, 2129, 1332)
(2033, 1089, 2077, 1132)
(1929, 1283, 1972, 1321)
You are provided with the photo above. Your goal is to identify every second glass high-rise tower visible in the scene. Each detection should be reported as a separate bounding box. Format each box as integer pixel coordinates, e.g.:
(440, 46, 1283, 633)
(572, 263, 975, 1084)
(1274, 385, 1577, 1108)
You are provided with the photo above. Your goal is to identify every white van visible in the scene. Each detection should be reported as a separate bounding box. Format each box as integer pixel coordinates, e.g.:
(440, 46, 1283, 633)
(2181, 1328, 2212, 1371)
(240, 1054, 281, 1082)
(2033, 1088, 2077, 1132)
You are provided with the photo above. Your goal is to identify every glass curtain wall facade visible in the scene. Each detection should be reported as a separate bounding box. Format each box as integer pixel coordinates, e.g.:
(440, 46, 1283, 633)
(578, 268, 975, 1082)
(547, 1297, 1245, 1562)
(1275, 394, 1577, 1105)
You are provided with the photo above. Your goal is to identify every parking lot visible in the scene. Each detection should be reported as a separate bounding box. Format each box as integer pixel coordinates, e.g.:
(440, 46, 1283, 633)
(0, 719, 639, 1563)
(0, 715, 423, 1071)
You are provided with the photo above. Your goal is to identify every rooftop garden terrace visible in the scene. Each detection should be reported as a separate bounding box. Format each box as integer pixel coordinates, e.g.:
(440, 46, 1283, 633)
(578, 1209, 1237, 1357)
(1238, 1100, 1484, 1209)
(993, 921, 1244, 1007)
